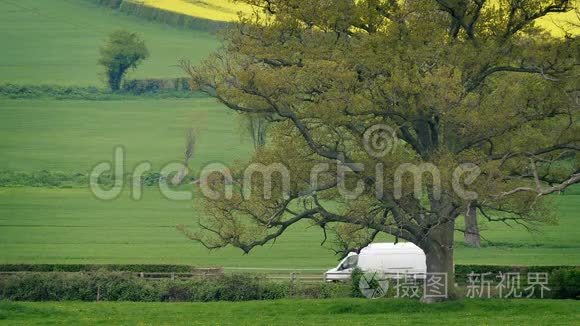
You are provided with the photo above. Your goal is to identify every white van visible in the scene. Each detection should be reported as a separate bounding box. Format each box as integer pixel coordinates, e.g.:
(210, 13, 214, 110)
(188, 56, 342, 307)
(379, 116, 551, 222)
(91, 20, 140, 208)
(324, 242, 427, 282)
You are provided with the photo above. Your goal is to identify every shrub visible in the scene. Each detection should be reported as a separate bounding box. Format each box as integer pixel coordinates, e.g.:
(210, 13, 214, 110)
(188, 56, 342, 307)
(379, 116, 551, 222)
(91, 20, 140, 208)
(260, 282, 290, 300)
(549, 268, 580, 299)
(1, 266, 573, 302)
(296, 282, 350, 299)
(122, 78, 191, 94)
(0, 272, 98, 301)
(213, 274, 262, 301)
(159, 281, 194, 302)
(98, 30, 149, 91)
(0, 264, 196, 273)
(0, 84, 104, 100)
(0, 170, 87, 188)
(0, 272, 163, 302)
(0, 272, 349, 302)
(94, 272, 159, 301)
(0, 83, 203, 100)
(350, 267, 364, 298)
(0, 170, 195, 188)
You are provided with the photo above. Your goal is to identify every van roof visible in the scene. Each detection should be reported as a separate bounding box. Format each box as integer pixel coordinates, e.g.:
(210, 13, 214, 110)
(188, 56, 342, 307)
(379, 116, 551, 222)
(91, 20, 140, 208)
(366, 242, 420, 249)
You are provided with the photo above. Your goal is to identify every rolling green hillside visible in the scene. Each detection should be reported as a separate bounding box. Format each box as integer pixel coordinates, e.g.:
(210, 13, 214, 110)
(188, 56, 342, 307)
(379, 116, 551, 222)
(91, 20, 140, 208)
(0, 0, 578, 269)
(0, 97, 578, 267)
(0, 98, 250, 173)
(0, 0, 218, 85)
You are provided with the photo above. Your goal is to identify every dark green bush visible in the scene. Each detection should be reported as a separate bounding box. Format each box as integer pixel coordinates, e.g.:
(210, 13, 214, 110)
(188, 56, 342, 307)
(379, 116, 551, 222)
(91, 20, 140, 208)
(94, 272, 159, 301)
(297, 282, 350, 299)
(549, 268, 580, 299)
(122, 78, 191, 94)
(0, 272, 144, 301)
(0, 264, 196, 273)
(0, 272, 348, 302)
(350, 268, 364, 298)
(260, 281, 290, 300)
(0, 83, 204, 100)
(1, 265, 574, 302)
(0, 170, 191, 188)
(214, 274, 262, 301)
(159, 281, 194, 302)
(0, 84, 103, 100)
(0, 170, 87, 188)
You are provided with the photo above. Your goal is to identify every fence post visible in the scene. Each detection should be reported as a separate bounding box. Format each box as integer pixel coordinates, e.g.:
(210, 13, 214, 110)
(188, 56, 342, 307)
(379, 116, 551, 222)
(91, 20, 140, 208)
(290, 272, 297, 296)
(96, 285, 100, 302)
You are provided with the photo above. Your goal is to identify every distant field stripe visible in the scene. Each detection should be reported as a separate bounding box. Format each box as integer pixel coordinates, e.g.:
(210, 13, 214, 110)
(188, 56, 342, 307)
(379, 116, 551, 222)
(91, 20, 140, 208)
(0, 224, 179, 228)
(3, 0, 92, 30)
(224, 267, 328, 271)
(0, 64, 90, 67)
(130, 0, 253, 22)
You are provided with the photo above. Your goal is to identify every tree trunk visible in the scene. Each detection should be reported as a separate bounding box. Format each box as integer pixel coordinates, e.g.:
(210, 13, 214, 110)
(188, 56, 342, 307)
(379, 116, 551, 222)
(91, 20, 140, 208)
(108, 73, 121, 92)
(420, 220, 457, 302)
(464, 202, 481, 247)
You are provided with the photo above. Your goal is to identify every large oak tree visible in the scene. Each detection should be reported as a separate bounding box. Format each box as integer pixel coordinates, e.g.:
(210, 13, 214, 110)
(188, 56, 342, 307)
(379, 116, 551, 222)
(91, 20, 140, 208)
(183, 0, 579, 301)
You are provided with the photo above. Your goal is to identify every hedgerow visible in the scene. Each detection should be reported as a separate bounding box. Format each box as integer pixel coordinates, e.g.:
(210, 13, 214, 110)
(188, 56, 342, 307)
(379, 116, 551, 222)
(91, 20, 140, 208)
(0, 170, 180, 188)
(0, 272, 350, 302)
(0, 83, 205, 100)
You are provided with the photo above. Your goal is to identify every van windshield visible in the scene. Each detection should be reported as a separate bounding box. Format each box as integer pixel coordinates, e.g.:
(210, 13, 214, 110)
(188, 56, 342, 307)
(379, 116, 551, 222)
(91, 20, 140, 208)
(339, 255, 358, 270)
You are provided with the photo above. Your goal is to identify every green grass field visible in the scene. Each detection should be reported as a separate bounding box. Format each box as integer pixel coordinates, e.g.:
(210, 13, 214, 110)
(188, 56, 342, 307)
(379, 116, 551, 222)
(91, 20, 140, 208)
(0, 0, 578, 269)
(0, 187, 334, 268)
(0, 98, 251, 172)
(0, 1, 577, 324)
(0, 299, 578, 325)
(0, 187, 578, 267)
(0, 97, 579, 267)
(0, 0, 218, 85)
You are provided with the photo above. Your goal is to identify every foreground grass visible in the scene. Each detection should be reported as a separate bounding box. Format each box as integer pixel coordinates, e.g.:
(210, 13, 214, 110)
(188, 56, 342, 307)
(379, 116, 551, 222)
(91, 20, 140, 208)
(0, 299, 578, 325)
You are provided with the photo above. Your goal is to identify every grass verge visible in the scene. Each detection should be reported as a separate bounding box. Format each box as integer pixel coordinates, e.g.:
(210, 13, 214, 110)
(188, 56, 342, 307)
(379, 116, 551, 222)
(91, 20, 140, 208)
(0, 299, 578, 325)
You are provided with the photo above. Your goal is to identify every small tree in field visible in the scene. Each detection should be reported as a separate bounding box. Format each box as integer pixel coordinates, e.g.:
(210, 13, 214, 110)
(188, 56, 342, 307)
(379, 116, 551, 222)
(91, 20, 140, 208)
(99, 30, 149, 91)
(182, 0, 579, 302)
